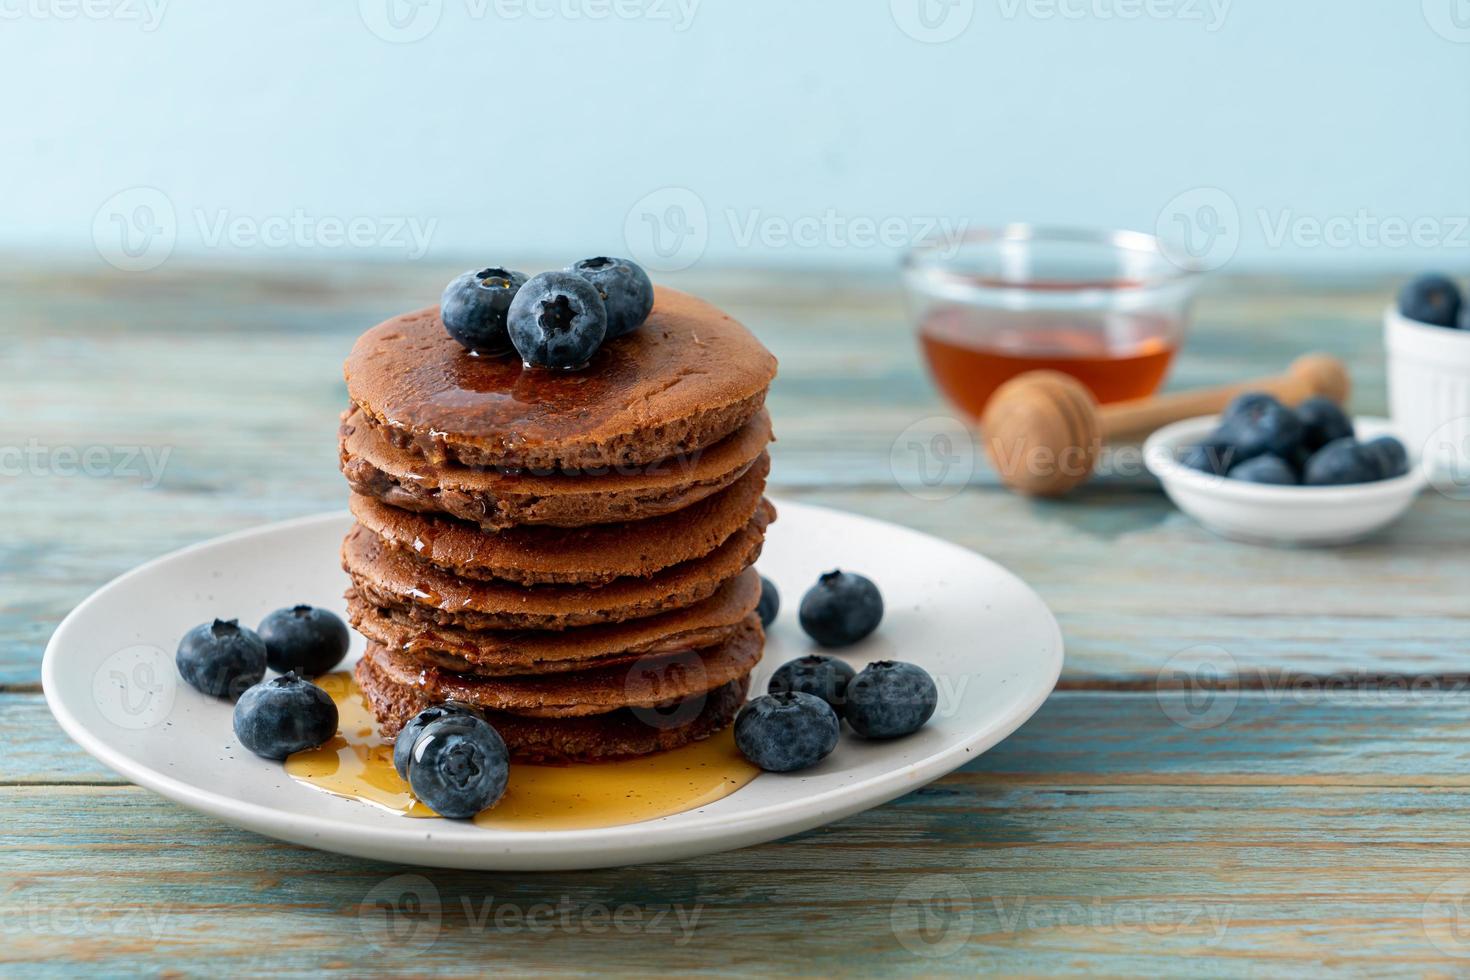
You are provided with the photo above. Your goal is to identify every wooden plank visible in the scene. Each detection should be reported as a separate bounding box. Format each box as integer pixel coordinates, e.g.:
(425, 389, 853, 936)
(17, 689, 1470, 786)
(10, 784, 1470, 977)
(7, 692, 1470, 976)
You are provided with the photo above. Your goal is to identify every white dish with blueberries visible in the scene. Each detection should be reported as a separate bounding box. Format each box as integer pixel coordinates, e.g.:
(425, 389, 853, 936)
(42, 499, 1063, 871)
(1145, 390, 1424, 546)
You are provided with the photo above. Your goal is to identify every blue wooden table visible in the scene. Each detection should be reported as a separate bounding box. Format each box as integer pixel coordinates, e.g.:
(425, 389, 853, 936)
(5, 262, 1468, 975)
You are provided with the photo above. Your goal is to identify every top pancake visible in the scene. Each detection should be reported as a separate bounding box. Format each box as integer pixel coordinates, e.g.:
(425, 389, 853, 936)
(345, 287, 778, 472)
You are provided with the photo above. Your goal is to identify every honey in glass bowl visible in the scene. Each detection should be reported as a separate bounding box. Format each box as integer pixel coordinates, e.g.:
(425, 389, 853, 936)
(904, 228, 1201, 420)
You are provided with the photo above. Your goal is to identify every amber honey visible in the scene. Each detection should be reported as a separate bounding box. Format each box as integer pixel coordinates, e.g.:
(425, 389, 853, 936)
(918, 306, 1178, 420)
(285, 671, 760, 830)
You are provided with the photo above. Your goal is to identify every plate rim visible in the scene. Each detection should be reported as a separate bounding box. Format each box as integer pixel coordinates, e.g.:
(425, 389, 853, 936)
(42, 499, 1064, 868)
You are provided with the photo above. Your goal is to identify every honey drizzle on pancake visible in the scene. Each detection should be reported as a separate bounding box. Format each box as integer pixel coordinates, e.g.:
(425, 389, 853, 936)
(285, 671, 760, 830)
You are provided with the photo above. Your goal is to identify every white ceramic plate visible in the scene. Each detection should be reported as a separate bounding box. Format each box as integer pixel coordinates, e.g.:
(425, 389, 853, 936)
(1144, 416, 1425, 546)
(43, 500, 1063, 871)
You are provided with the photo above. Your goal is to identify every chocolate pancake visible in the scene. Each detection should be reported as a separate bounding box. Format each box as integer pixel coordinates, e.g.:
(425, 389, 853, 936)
(340, 407, 772, 530)
(344, 287, 778, 471)
(348, 453, 769, 586)
(347, 567, 761, 675)
(357, 658, 751, 764)
(341, 501, 774, 631)
(359, 615, 762, 719)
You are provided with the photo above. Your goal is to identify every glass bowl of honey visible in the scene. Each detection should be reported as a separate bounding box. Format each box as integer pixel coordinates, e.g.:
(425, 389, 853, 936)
(903, 225, 1201, 419)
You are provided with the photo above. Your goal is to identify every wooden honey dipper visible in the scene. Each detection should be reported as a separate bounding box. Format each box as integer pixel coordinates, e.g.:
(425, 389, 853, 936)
(980, 353, 1350, 497)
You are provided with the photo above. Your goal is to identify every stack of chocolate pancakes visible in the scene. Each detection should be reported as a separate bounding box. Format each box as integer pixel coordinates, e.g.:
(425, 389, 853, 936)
(339, 287, 778, 763)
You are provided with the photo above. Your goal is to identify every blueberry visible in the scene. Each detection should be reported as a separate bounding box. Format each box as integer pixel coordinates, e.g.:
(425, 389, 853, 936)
(1295, 397, 1354, 453)
(1227, 454, 1298, 485)
(407, 714, 509, 819)
(1398, 273, 1462, 328)
(1304, 437, 1380, 486)
(567, 256, 654, 339)
(756, 575, 780, 628)
(506, 271, 608, 369)
(440, 267, 528, 353)
(232, 672, 338, 761)
(734, 692, 839, 772)
(768, 654, 856, 717)
(799, 570, 883, 648)
(845, 661, 938, 739)
(392, 702, 486, 780)
(1222, 392, 1277, 424)
(257, 605, 350, 676)
(1361, 435, 1410, 479)
(1216, 393, 1303, 463)
(1181, 431, 1239, 476)
(176, 618, 267, 699)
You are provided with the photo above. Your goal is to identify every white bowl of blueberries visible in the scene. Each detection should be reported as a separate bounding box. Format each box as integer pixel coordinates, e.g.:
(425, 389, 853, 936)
(1144, 393, 1424, 546)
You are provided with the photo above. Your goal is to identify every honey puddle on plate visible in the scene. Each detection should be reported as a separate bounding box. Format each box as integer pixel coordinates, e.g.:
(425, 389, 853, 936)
(285, 672, 759, 830)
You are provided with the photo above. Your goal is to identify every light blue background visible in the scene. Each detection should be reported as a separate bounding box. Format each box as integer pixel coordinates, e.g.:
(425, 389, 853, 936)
(9, 0, 1470, 271)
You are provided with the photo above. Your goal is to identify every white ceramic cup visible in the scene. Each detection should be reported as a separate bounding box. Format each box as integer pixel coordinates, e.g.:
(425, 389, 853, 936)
(1384, 306, 1470, 481)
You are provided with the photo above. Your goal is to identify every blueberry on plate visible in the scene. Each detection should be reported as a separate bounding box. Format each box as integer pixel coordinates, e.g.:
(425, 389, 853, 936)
(1227, 454, 1298, 485)
(1295, 397, 1354, 453)
(845, 661, 938, 739)
(756, 575, 780, 628)
(799, 570, 883, 648)
(232, 672, 338, 761)
(734, 692, 840, 772)
(1216, 393, 1304, 463)
(1181, 431, 1239, 476)
(506, 271, 608, 369)
(1398, 273, 1462, 328)
(1361, 435, 1410, 479)
(441, 267, 528, 353)
(392, 701, 486, 780)
(176, 618, 267, 699)
(567, 256, 654, 339)
(1304, 437, 1380, 486)
(768, 654, 856, 717)
(407, 714, 509, 819)
(257, 605, 350, 676)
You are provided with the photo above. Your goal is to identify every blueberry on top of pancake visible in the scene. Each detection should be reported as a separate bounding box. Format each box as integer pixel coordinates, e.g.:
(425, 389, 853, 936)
(346, 287, 777, 472)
